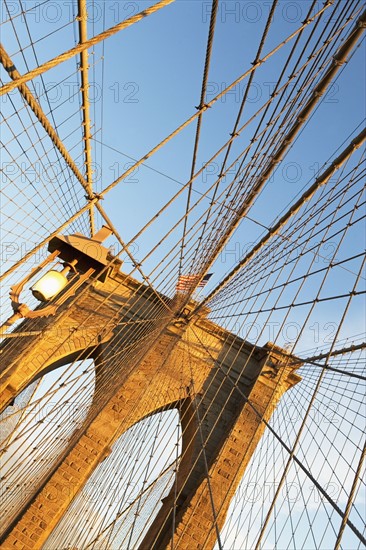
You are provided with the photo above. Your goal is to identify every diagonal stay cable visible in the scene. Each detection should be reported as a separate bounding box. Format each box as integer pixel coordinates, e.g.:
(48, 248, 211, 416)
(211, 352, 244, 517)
(253, 254, 366, 549)
(189, 0, 279, 272)
(223, 0, 349, 218)
(83, 462, 177, 549)
(94, 202, 175, 313)
(0, 44, 95, 231)
(0, 23, 344, 287)
(0, 50, 159, 301)
(191, 126, 366, 315)
(2, 0, 83, 226)
(92, 138, 268, 230)
(292, 342, 366, 364)
(0, 0, 176, 96)
(77, 0, 95, 235)
(201, 0, 323, 252)
(91, 1, 335, 200)
(179, 0, 219, 276)
(183, 8, 366, 299)
(334, 438, 366, 550)
(290, 342, 366, 382)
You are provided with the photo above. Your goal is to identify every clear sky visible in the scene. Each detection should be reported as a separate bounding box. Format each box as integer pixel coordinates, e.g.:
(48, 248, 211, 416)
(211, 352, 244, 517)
(1, 0, 365, 307)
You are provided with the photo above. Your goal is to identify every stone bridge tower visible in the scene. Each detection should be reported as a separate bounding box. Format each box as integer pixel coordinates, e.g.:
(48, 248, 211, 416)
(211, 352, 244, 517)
(0, 231, 300, 549)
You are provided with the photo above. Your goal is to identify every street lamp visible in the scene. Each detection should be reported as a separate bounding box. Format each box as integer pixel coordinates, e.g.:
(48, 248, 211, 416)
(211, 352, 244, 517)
(30, 268, 71, 302)
(1, 225, 116, 330)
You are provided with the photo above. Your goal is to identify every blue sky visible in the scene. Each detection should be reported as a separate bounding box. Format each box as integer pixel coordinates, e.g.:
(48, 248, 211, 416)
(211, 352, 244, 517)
(1, 0, 365, 301)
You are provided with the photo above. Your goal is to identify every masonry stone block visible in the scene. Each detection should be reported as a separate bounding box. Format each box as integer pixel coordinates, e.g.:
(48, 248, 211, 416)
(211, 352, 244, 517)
(0, 271, 300, 549)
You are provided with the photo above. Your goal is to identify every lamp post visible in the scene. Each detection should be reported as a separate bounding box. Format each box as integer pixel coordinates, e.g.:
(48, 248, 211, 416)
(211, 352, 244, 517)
(30, 261, 77, 302)
(1, 226, 115, 332)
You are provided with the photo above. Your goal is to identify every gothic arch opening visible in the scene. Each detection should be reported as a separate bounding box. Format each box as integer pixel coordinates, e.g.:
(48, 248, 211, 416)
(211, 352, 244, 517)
(0, 359, 96, 536)
(44, 409, 182, 550)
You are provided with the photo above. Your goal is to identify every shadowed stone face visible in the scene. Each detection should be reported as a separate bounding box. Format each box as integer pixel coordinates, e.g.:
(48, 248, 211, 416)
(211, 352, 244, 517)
(0, 270, 300, 549)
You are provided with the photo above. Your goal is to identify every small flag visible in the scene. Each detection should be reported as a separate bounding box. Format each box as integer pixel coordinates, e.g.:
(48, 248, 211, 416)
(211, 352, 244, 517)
(176, 274, 199, 292)
(197, 273, 213, 288)
(176, 273, 213, 292)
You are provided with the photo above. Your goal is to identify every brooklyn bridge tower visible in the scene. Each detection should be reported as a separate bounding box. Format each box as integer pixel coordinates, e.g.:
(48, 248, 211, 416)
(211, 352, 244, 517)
(0, 1, 365, 548)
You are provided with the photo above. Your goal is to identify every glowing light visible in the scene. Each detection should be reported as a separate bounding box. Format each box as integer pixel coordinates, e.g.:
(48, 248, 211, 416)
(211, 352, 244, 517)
(31, 269, 69, 302)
